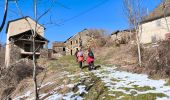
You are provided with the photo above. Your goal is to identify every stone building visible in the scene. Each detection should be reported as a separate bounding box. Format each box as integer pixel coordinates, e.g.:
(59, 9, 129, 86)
(140, 0, 170, 44)
(52, 41, 66, 57)
(65, 29, 93, 55)
(52, 28, 104, 56)
(5, 16, 49, 67)
(111, 30, 132, 44)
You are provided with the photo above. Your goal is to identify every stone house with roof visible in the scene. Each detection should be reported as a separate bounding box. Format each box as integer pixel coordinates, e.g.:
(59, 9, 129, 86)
(52, 41, 66, 57)
(5, 16, 49, 67)
(111, 30, 133, 44)
(52, 28, 106, 56)
(140, 0, 170, 44)
(65, 29, 93, 55)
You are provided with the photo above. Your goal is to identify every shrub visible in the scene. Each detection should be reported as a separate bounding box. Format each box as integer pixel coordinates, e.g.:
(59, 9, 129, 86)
(0, 59, 43, 99)
(143, 40, 170, 77)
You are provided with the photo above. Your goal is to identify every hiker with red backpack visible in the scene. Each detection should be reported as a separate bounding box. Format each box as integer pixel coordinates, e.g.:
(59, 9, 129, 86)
(87, 48, 95, 71)
(77, 48, 84, 68)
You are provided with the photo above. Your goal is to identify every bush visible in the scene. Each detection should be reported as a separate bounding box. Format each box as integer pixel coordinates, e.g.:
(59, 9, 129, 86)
(0, 59, 43, 99)
(143, 40, 170, 77)
(86, 29, 110, 48)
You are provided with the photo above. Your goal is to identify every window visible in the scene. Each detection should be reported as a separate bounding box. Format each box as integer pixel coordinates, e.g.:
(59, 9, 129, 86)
(76, 40, 78, 44)
(70, 41, 72, 45)
(24, 43, 31, 52)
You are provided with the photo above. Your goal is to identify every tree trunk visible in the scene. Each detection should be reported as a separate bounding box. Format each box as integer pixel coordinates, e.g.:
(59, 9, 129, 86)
(33, 0, 39, 99)
(32, 33, 39, 100)
(136, 30, 142, 67)
(162, 0, 170, 33)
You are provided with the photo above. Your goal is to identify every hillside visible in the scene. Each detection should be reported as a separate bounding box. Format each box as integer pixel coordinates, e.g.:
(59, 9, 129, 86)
(3, 53, 170, 100)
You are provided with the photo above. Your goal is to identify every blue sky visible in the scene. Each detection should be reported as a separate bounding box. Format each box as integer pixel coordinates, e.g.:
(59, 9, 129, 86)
(0, 0, 161, 47)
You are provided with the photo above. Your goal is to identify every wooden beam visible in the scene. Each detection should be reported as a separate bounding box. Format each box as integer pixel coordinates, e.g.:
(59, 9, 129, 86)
(17, 39, 47, 43)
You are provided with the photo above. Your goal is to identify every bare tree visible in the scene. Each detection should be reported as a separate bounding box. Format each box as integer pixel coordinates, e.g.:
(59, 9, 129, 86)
(162, 0, 170, 33)
(14, 0, 56, 99)
(123, 0, 145, 67)
(33, 0, 39, 99)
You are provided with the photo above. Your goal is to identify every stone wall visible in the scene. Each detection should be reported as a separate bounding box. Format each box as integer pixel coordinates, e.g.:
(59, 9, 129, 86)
(10, 43, 21, 65)
(52, 52, 66, 58)
(40, 49, 48, 58)
(111, 31, 132, 44)
(53, 47, 65, 53)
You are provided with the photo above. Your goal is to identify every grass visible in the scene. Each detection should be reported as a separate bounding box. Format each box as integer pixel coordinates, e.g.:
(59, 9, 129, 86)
(118, 87, 133, 92)
(37, 56, 169, 100)
(130, 93, 168, 100)
(132, 85, 156, 92)
(106, 91, 167, 100)
(95, 59, 114, 67)
(108, 85, 167, 100)
(84, 76, 109, 100)
(165, 79, 170, 86)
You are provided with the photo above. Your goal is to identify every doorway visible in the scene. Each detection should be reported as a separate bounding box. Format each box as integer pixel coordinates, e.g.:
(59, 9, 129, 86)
(70, 49, 72, 55)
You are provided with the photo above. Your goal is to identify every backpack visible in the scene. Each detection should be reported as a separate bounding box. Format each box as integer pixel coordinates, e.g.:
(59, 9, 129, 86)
(89, 51, 94, 58)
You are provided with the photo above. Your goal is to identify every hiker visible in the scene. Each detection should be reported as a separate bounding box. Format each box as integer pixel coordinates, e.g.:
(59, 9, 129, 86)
(74, 49, 79, 62)
(87, 48, 94, 71)
(77, 48, 84, 68)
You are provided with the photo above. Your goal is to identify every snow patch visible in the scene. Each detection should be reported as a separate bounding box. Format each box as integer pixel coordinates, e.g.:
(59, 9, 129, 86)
(39, 82, 54, 89)
(13, 91, 32, 100)
(92, 66, 170, 99)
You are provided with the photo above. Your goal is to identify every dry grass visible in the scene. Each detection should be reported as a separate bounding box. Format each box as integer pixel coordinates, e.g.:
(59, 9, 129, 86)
(10, 56, 79, 99)
(0, 47, 5, 67)
(94, 40, 170, 78)
(0, 60, 43, 99)
(94, 44, 137, 66)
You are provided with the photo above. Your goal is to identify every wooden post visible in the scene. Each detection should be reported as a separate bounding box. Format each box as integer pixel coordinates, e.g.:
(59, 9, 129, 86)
(45, 41, 48, 49)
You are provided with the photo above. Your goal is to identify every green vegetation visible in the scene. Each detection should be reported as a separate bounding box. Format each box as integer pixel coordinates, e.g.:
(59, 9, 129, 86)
(118, 87, 133, 92)
(106, 91, 167, 100)
(129, 93, 167, 100)
(132, 85, 156, 92)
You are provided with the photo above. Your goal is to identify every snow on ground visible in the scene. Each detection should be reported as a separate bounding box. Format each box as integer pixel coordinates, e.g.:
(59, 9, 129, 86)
(13, 66, 170, 100)
(13, 91, 32, 100)
(38, 82, 54, 89)
(13, 71, 90, 100)
(42, 72, 89, 100)
(40, 84, 87, 100)
(92, 66, 170, 100)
